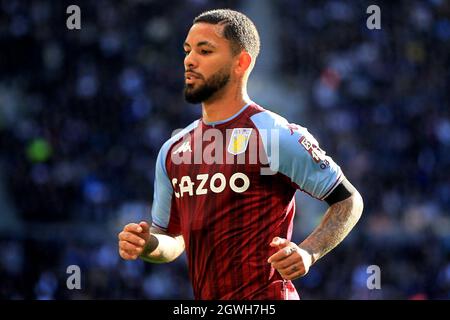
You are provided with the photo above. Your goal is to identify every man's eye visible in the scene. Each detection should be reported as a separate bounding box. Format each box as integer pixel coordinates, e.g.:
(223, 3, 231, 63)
(184, 51, 190, 56)
(201, 50, 212, 55)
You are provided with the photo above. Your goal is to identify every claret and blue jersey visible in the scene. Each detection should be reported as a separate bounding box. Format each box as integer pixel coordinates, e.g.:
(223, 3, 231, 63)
(151, 102, 344, 300)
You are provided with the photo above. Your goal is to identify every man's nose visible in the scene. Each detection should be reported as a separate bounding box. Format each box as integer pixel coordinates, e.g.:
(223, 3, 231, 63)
(184, 52, 198, 69)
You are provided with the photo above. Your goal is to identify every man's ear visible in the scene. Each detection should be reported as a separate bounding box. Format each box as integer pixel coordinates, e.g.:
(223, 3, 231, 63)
(235, 51, 252, 76)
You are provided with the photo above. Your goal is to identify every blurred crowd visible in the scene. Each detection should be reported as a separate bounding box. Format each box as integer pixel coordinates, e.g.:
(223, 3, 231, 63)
(0, 0, 449, 299)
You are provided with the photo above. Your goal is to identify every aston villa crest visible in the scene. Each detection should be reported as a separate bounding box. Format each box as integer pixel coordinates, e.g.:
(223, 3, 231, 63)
(228, 128, 253, 155)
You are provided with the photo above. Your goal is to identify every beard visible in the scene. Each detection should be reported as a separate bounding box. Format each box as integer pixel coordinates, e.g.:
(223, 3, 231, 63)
(184, 67, 230, 104)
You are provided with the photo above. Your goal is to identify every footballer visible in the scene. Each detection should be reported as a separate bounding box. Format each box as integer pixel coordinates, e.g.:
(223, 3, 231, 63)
(118, 9, 364, 300)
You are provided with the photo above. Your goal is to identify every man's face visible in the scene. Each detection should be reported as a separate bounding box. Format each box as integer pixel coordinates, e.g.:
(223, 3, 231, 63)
(183, 23, 235, 104)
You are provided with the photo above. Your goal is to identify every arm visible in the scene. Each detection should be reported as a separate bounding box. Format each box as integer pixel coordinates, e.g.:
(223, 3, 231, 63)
(118, 222, 184, 264)
(299, 180, 363, 264)
(139, 226, 185, 264)
(251, 112, 363, 278)
(268, 179, 363, 280)
(138, 138, 185, 264)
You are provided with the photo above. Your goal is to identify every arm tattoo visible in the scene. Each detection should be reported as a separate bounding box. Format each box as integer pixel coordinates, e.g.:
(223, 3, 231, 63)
(300, 192, 364, 264)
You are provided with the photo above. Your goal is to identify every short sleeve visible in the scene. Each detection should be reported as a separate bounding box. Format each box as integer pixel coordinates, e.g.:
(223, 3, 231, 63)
(251, 110, 344, 200)
(150, 119, 199, 235)
(150, 142, 180, 234)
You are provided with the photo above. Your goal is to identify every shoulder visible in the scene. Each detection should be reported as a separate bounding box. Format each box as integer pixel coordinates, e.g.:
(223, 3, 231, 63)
(155, 119, 200, 175)
(249, 107, 318, 145)
(158, 119, 200, 157)
(250, 108, 290, 129)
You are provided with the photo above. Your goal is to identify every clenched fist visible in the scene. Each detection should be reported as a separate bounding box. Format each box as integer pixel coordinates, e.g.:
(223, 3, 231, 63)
(267, 237, 313, 281)
(118, 221, 150, 260)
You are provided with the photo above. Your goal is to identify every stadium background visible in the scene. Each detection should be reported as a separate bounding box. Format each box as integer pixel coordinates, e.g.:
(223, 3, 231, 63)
(0, 0, 449, 299)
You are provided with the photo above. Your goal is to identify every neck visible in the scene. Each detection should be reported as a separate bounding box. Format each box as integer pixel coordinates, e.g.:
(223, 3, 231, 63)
(201, 82, 251, 123)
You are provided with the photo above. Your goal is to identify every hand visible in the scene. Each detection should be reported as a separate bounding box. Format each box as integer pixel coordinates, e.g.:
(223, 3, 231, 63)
(267, 237, 313, 280)
(118, 221, 150, 260)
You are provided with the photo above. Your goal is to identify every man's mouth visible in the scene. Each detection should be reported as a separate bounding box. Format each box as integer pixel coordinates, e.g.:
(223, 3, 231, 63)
(185, 77, 196, 84)
(185, 72, 202, 82)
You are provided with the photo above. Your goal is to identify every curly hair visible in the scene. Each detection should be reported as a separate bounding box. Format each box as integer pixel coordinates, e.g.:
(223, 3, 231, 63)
(193, 9, 260, 60)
